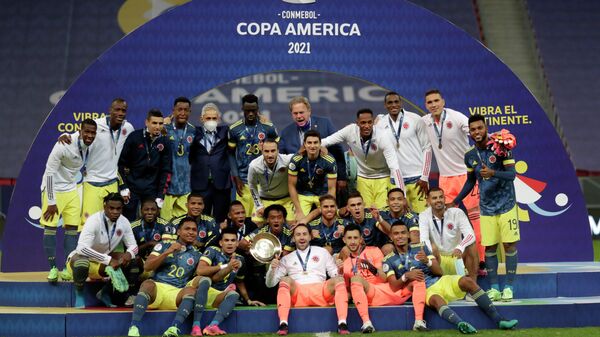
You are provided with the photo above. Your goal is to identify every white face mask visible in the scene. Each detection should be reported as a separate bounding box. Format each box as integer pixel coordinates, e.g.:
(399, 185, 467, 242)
(204, 120, 218, 132)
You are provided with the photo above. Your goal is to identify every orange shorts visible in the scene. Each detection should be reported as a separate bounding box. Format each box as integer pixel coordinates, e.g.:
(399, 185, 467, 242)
(439, 174, 479, 211)
(367, 283, 412, 306)
(292, 282, 334, 307)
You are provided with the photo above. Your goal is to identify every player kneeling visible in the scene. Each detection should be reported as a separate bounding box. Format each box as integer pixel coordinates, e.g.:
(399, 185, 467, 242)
(266, 224, 349, 335)
(127, 217, 205, 337)
(388, 221, 518, 334)
(342, 224, 427, 333)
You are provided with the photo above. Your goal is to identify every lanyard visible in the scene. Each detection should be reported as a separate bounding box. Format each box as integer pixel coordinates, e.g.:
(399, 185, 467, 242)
(141, 220, 155, 241)
(295, 247, 312, 273)
(245, 123, 258, 143)
(360, 137, 371, 159)
(173, 124, 188, 156)
(432, 216, 444, 238)
(103, 216, 117, 251)
(306, 158, 318, 188)
(388, 113, 404, 147)
(322, 222, 336, 244)
(475, 147, 487, 167)
(143, 129, 158, 163)
(77, 140, 89, 167)
(107, 117, 122, 155)
(432, 110, 446, 149)
(263, 159, 277, 187)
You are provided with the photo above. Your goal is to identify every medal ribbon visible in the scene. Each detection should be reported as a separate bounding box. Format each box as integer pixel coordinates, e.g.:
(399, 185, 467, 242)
(174, 124, 188, 156)
(361, 137, 371, 159)
(103, 216, 118, 251)
(295, 247, 312, 273)
(107, 117, 122, 156)
(432, 216, 444, 238)
(388, 113, 404, 147)
(432, 110, 446, 149)
(306, 159, 318, 188)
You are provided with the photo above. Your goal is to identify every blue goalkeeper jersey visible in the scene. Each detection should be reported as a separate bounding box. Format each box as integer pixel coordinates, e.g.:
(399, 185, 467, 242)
(464, 146, 516, 215)
(151, 241, 201, 288)
(228, 119, 279, 183)
(164, 123, 196, 195)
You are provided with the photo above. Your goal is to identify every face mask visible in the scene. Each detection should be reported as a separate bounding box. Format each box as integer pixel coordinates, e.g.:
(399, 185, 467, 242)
(204, 120, 218, 132)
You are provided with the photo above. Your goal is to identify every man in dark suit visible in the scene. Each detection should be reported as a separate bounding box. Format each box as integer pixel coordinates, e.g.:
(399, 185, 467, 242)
(189, 103, 231, 223)
(279, 96, 348, 204)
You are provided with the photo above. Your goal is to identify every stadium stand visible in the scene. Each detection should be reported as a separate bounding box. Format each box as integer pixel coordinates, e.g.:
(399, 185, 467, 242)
(527, 0, 600, 171)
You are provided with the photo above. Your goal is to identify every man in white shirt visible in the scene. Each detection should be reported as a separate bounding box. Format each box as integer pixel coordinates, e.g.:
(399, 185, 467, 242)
(322, 108, 403, 209)
(419, 188, 478, 283)
(376, 92, 432, 213)
(68, 193, 138, 308)
(248, 138, 295, 225)
(266, 224, 349, 335)
(59, 98, 135, 227)
(421, 89, 484, 269)
(41, 119, 97, 282)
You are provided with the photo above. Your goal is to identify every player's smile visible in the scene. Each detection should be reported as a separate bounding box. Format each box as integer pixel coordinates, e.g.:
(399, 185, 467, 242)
(385, 95, 402, 116)
(179, 223, 197, 244)
(469, 120, 487, 144)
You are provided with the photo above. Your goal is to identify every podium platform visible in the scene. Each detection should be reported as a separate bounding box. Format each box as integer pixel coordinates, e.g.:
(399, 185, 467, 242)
(2, 262, 600, 336)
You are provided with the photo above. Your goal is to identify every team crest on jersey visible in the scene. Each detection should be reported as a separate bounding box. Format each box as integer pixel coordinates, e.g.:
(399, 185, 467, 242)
(382, 263, 389, 273)
(489, 155, 497, 163)
(316, 168, 324, 175)
(363, 228, 371, 236)
(289, 163, 296, 170)
(333, 231, 340, 239)
(116, 229, 123, 236)
(187, 257, 195, 266)
(154, 243, 163, 251)
(157, 143, 164, 151)
(447, 223, 454, 230)
(370, 143, 377, 151)
(258, 132, 265, 140)
(446, 121, 453, 129)
(403, 122, 410, 129)
(278, 167, 286, 172)
(198, 230, 207, 238)
(122, 129, 128, 136)
(312, 255, 320, 263)
(187, 136, 193, 143)
(153, 233, 161, 241)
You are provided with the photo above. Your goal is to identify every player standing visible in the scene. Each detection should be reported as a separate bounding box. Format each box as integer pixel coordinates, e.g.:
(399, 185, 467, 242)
(228, 94, 279, 217)
(375, 92, 431, 213)
(41, 119, 97, 282)
(421, 89, 484, 269)
(453, 114, 520, 302)
(162, 97, 196, 220)
(322, 109, 403, 209)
